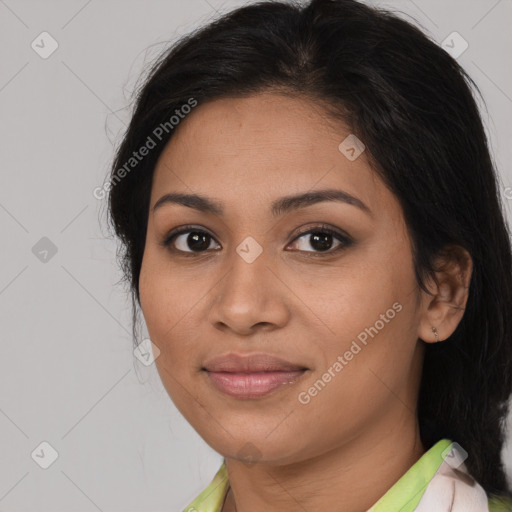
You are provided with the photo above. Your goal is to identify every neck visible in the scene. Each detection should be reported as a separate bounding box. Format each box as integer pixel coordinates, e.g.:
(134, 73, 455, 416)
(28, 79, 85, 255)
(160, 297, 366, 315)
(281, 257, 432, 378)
(222, 412, 425, 512)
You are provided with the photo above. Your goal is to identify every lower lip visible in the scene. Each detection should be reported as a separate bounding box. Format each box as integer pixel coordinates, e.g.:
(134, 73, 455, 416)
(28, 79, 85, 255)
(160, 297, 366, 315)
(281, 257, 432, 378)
(205, 370, 307, 399)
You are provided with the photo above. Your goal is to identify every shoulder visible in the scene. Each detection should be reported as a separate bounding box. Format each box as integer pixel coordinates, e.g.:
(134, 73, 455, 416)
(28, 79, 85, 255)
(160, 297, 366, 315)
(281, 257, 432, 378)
(414, 458, 489, 511)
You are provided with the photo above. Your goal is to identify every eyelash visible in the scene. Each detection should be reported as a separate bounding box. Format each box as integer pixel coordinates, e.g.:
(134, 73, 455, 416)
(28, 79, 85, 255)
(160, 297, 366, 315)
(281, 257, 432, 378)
(160, 223, 353, 258)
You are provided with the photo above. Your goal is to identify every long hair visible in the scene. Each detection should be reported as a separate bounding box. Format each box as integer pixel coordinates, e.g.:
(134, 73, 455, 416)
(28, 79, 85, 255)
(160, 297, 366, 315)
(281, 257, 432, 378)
(107, 0, 512, 496)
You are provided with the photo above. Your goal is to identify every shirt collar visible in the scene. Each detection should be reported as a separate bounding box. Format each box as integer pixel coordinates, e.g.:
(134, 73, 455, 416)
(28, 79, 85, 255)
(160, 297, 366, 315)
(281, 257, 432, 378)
(183, 438, 482, 512)
(367, 438, 452, 512)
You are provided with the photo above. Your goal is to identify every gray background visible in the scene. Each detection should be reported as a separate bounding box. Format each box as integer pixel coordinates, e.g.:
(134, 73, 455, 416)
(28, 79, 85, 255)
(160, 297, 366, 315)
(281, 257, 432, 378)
(0, 0, 511, 510)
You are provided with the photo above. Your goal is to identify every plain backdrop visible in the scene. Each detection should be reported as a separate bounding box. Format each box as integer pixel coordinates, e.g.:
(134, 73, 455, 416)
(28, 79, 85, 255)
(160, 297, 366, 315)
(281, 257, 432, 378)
(1, 0, 511, 510)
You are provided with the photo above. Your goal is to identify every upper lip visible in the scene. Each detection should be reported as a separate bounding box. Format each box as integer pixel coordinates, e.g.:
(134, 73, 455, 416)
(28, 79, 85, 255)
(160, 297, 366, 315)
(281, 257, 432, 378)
(202, 353, 308, 373)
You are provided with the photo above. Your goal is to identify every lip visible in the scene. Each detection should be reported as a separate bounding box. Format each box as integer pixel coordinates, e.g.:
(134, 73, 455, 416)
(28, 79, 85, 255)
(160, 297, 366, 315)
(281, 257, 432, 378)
(202, 353, 308, 399)
(203, 353, 307, 373)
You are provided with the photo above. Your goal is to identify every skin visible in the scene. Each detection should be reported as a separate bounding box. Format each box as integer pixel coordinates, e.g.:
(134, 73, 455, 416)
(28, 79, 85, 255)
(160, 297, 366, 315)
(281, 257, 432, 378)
(138, 92, 473, 512)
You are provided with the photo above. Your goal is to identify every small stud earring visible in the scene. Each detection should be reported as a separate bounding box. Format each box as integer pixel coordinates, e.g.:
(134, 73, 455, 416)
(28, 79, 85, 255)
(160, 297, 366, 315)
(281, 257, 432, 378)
(431, 326, 441, 343)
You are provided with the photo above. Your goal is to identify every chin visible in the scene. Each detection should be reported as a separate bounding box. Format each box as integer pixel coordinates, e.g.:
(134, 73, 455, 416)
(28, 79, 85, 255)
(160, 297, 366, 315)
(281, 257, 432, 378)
(202, 429, 311, 466)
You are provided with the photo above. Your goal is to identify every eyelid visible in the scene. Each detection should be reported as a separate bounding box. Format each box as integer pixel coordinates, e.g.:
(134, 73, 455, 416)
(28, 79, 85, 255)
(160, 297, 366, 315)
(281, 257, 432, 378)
(161, 223, 353, 255)
(160, 224, 220, 253)
(291, 223, 352, 243)
(162, 224, 213, 244)
(287, 224, 353, 255)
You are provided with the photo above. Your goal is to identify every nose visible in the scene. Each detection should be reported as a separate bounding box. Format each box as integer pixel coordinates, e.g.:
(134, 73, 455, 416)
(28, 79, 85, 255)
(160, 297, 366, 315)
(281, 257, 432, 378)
(207, 244, 291, 336)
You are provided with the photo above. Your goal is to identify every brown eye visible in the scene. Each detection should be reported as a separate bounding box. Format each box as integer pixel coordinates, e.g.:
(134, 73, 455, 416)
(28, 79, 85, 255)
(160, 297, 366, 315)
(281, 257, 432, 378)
(287, 225, 352, 255)
(161, 223, 352, 257)
(162, 226, 221, 254)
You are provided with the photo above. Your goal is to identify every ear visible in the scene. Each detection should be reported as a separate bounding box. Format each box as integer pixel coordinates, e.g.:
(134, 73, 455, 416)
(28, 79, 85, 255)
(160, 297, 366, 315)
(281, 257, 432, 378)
(417, 245, 473, 343)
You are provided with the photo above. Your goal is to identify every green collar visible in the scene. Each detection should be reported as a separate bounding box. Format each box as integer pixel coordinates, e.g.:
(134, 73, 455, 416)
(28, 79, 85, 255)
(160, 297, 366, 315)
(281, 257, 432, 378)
(367, 438, 451, 512)
(185, 460, 229, 512)
(183, 438, 456, 512)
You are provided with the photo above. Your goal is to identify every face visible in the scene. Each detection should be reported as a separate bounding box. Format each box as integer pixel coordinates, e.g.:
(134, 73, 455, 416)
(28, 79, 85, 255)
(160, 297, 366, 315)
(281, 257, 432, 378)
(139, 92, 426, 464)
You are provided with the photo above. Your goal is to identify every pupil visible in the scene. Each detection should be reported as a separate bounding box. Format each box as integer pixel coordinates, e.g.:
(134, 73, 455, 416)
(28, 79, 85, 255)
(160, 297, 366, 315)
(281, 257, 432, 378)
(184, 232, 334, 252)
(188, 232, 210, 251)
(311, 233, 332, 251)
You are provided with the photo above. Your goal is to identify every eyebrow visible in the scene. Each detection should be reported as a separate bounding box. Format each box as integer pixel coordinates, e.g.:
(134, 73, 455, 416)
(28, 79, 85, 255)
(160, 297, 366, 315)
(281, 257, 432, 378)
(152, 188, 372, 218)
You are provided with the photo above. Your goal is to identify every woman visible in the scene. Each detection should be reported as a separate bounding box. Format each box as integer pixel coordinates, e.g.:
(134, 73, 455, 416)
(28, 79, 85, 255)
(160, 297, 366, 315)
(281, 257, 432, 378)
(107, 0, 512, 510)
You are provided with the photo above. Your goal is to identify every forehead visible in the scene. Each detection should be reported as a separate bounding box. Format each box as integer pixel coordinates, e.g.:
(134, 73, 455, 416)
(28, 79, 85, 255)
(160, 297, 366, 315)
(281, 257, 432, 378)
(150, 92, 391, 218)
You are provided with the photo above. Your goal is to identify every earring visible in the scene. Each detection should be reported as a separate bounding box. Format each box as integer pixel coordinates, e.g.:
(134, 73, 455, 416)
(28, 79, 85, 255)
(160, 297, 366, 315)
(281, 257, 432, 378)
(431, 326, 441, 343)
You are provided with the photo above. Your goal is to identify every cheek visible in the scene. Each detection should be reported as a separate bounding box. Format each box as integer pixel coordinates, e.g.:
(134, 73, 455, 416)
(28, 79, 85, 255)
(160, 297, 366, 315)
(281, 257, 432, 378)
(139, 258, 165, 336)
(139, 251, 182, 354)
(310, 249, 418, 386)
(138, 251, 207, 373)
(295, 304, 418, 444)
(308, 260, 403, 347)
(139, 258, 201, 411)
(139, 245, 181, 325)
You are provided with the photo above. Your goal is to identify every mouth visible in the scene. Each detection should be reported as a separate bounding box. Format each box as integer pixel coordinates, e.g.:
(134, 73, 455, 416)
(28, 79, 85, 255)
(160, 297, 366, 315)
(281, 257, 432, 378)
(202, 353, 309, 399)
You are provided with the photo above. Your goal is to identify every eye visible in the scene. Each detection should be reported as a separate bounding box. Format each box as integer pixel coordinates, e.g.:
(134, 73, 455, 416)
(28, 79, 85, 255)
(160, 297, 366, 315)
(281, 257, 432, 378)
(161, 223, 352, 256)
(287, 224, 352, 255)
(161, 225, 221, 255)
